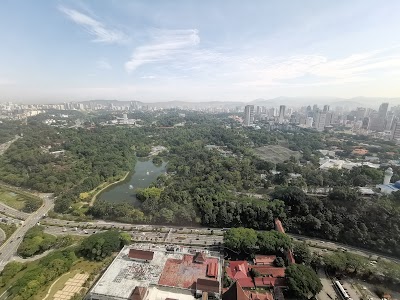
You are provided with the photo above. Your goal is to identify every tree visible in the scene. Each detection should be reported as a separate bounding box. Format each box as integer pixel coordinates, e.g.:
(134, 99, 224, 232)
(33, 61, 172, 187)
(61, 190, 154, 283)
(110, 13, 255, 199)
(224, 227, 258, 254)
(22, 197, 42, 213)
(286, 264, 322, 299)
(293, 242, 312, 265)
(274, 257, 285, 267)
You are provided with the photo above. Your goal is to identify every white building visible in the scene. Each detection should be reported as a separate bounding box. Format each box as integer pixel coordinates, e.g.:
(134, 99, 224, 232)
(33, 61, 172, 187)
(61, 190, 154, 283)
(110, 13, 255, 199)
(244, 105, 254, 126)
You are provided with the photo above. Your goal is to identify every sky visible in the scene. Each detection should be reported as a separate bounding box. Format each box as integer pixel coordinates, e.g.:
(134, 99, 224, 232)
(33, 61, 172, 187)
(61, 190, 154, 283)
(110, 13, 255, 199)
(1, 0, 400, 103)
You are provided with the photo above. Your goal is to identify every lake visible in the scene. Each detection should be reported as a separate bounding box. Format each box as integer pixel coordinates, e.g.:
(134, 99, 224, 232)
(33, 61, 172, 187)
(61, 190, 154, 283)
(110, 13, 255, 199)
(97, 158, 167, 206)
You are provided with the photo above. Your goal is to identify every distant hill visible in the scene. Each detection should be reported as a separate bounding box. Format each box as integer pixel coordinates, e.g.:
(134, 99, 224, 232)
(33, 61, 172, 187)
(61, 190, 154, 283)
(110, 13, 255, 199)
(79, 97, 400, 110)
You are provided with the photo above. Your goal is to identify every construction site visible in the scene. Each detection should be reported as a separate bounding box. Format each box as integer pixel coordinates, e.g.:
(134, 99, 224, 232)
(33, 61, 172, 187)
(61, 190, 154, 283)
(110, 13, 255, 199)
(89, 244, 222, 300)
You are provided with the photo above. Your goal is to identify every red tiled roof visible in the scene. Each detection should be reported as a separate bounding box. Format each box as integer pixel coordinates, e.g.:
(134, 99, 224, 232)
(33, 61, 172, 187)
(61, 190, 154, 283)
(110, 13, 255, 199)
(207, 262, 218, 278)
(130, 286, 147, 300)
(222, 281, 249, 300)
(251, 266, 285, 277)
(254, 277, 274, 287)
(253, 255, 276, 265)
(196, 278, 220, 294)
(128, 249, 154, 261)
(275, 218, 285, 233)
(254, 277, 287, 288)
(237, 277, 254, 288)
(226, 261, 249, 280)
(194, 252, 206, 263)
(247, 291, 274, 300)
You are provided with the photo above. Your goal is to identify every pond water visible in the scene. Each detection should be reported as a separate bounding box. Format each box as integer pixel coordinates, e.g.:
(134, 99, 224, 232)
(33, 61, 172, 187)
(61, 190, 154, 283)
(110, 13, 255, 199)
(97, 158, 167, 206)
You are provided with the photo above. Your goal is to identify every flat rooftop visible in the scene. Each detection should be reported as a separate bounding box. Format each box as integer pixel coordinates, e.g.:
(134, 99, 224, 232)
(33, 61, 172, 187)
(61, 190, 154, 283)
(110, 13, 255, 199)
(90, 245, 183, 299)
(147, 286, 196, 300)
(90, 244, 222, 300)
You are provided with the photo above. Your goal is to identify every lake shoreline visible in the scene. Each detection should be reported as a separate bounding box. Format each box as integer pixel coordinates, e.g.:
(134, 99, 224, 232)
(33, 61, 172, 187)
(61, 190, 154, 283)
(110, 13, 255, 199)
(89, 171, 131, 207)
(94, 158, 167, 206)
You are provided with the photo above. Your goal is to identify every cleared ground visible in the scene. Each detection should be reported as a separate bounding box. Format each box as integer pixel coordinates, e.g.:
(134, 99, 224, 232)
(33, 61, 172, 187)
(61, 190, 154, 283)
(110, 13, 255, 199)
(53, 273, 88, 300)
(0, 185, 42, 212)
(40, 260, 104, 300)
(253, 145, 301, 163)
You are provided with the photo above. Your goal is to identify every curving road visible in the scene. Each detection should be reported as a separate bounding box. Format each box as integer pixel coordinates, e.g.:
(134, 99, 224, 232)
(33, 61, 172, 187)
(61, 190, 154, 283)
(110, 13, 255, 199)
(0, 202, 29, 220)
(289, 233, 400, 264)
(0, 194, 53, 271)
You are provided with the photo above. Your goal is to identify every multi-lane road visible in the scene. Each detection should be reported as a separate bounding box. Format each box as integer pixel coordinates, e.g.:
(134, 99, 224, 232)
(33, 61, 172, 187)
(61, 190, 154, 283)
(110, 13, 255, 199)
(0, 194, 53, 271)
(1, 195, 400, 272)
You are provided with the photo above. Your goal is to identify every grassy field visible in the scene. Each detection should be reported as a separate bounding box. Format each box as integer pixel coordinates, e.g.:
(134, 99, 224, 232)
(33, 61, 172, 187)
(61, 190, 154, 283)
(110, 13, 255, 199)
(253, 144, 301, 163)
(0, 185, 42, 211)
(39, 257, 114, 300)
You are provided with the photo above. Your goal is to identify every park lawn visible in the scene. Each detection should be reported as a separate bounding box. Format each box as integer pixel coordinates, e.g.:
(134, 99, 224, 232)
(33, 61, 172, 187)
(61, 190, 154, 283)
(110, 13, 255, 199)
(0, 188, 25, 210)
(35, 259, 104, 300)
(0, 185, 42, 211)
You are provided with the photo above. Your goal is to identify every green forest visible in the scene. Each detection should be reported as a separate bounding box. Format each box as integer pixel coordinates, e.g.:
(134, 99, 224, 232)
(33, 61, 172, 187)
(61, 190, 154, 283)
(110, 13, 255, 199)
(1, 112, 400, 257)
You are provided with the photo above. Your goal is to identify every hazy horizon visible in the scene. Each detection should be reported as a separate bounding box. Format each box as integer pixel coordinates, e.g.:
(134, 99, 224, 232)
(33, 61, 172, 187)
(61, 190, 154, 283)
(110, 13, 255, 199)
(1, 1, 400, 103)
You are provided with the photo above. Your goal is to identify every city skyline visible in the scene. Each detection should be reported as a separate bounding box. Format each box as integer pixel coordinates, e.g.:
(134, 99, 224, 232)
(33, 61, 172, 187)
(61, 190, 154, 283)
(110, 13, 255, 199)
(2, 1, 400, 102)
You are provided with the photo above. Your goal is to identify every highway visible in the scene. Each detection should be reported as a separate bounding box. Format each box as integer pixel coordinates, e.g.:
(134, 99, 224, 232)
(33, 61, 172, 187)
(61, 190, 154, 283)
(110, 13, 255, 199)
(0, 194, 54, 271)
(1, 196, 400, 270)
(43, 225, 224, 246)
(289, 233, 400, 264)
(0, 202, 29, 220)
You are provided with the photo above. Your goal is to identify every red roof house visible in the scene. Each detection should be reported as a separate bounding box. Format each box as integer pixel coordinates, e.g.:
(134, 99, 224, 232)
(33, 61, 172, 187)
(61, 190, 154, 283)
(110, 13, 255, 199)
(250, 266, 285, 277)
(226, 261, 249, 280)
(237, 277, 255, 289)
(253, 255, 276, 266)
(207, 262, 218, 278)
(254, 277, 287, 288)
(128, 249, 154, 261)
(194, 252, 207, 264)
(130, 286, 148, 300)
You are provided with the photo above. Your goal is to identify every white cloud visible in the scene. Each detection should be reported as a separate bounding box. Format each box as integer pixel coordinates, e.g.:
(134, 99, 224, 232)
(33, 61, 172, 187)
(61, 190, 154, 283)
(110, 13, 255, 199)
(59, 6, 127, 44)
(96, 59, 112, 70)
(140, 75, 156, 79)
(125, 29, 200, 72)
(235, 47, 400, 87)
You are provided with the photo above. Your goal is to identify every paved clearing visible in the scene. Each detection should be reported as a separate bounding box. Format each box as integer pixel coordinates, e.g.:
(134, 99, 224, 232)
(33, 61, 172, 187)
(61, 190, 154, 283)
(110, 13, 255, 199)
(53, 273, 88, 300)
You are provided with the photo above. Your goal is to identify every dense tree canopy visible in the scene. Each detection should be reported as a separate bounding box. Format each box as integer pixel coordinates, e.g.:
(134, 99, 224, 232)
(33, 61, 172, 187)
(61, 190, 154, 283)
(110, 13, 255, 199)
(285, 264, 322, 299)
(78, 230, 128, 260)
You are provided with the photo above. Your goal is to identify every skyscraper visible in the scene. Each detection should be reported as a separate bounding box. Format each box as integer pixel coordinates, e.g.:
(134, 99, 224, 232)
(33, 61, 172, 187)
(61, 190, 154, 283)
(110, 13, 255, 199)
(392, 121, 400, 141)
(244, 105, 254, 126)
(278, 105, 286, 123)
(369, 102, 389, 132)
(315, 112, 327, 131)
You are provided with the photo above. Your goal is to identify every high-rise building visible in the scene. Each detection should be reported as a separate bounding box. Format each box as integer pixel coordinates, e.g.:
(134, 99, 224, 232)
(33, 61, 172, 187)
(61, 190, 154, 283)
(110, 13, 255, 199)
(306, 117, 313, 128)
(385, 112, 395, 131)
(323, 105, 330, 112)
(278, 105, 286, 123)
(370, 102, 389, 132)
(392, 121, 400, 141)
(244, 105, 254, 126)
(325, 112, 333, 126)
(315, 112, 327, 131)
